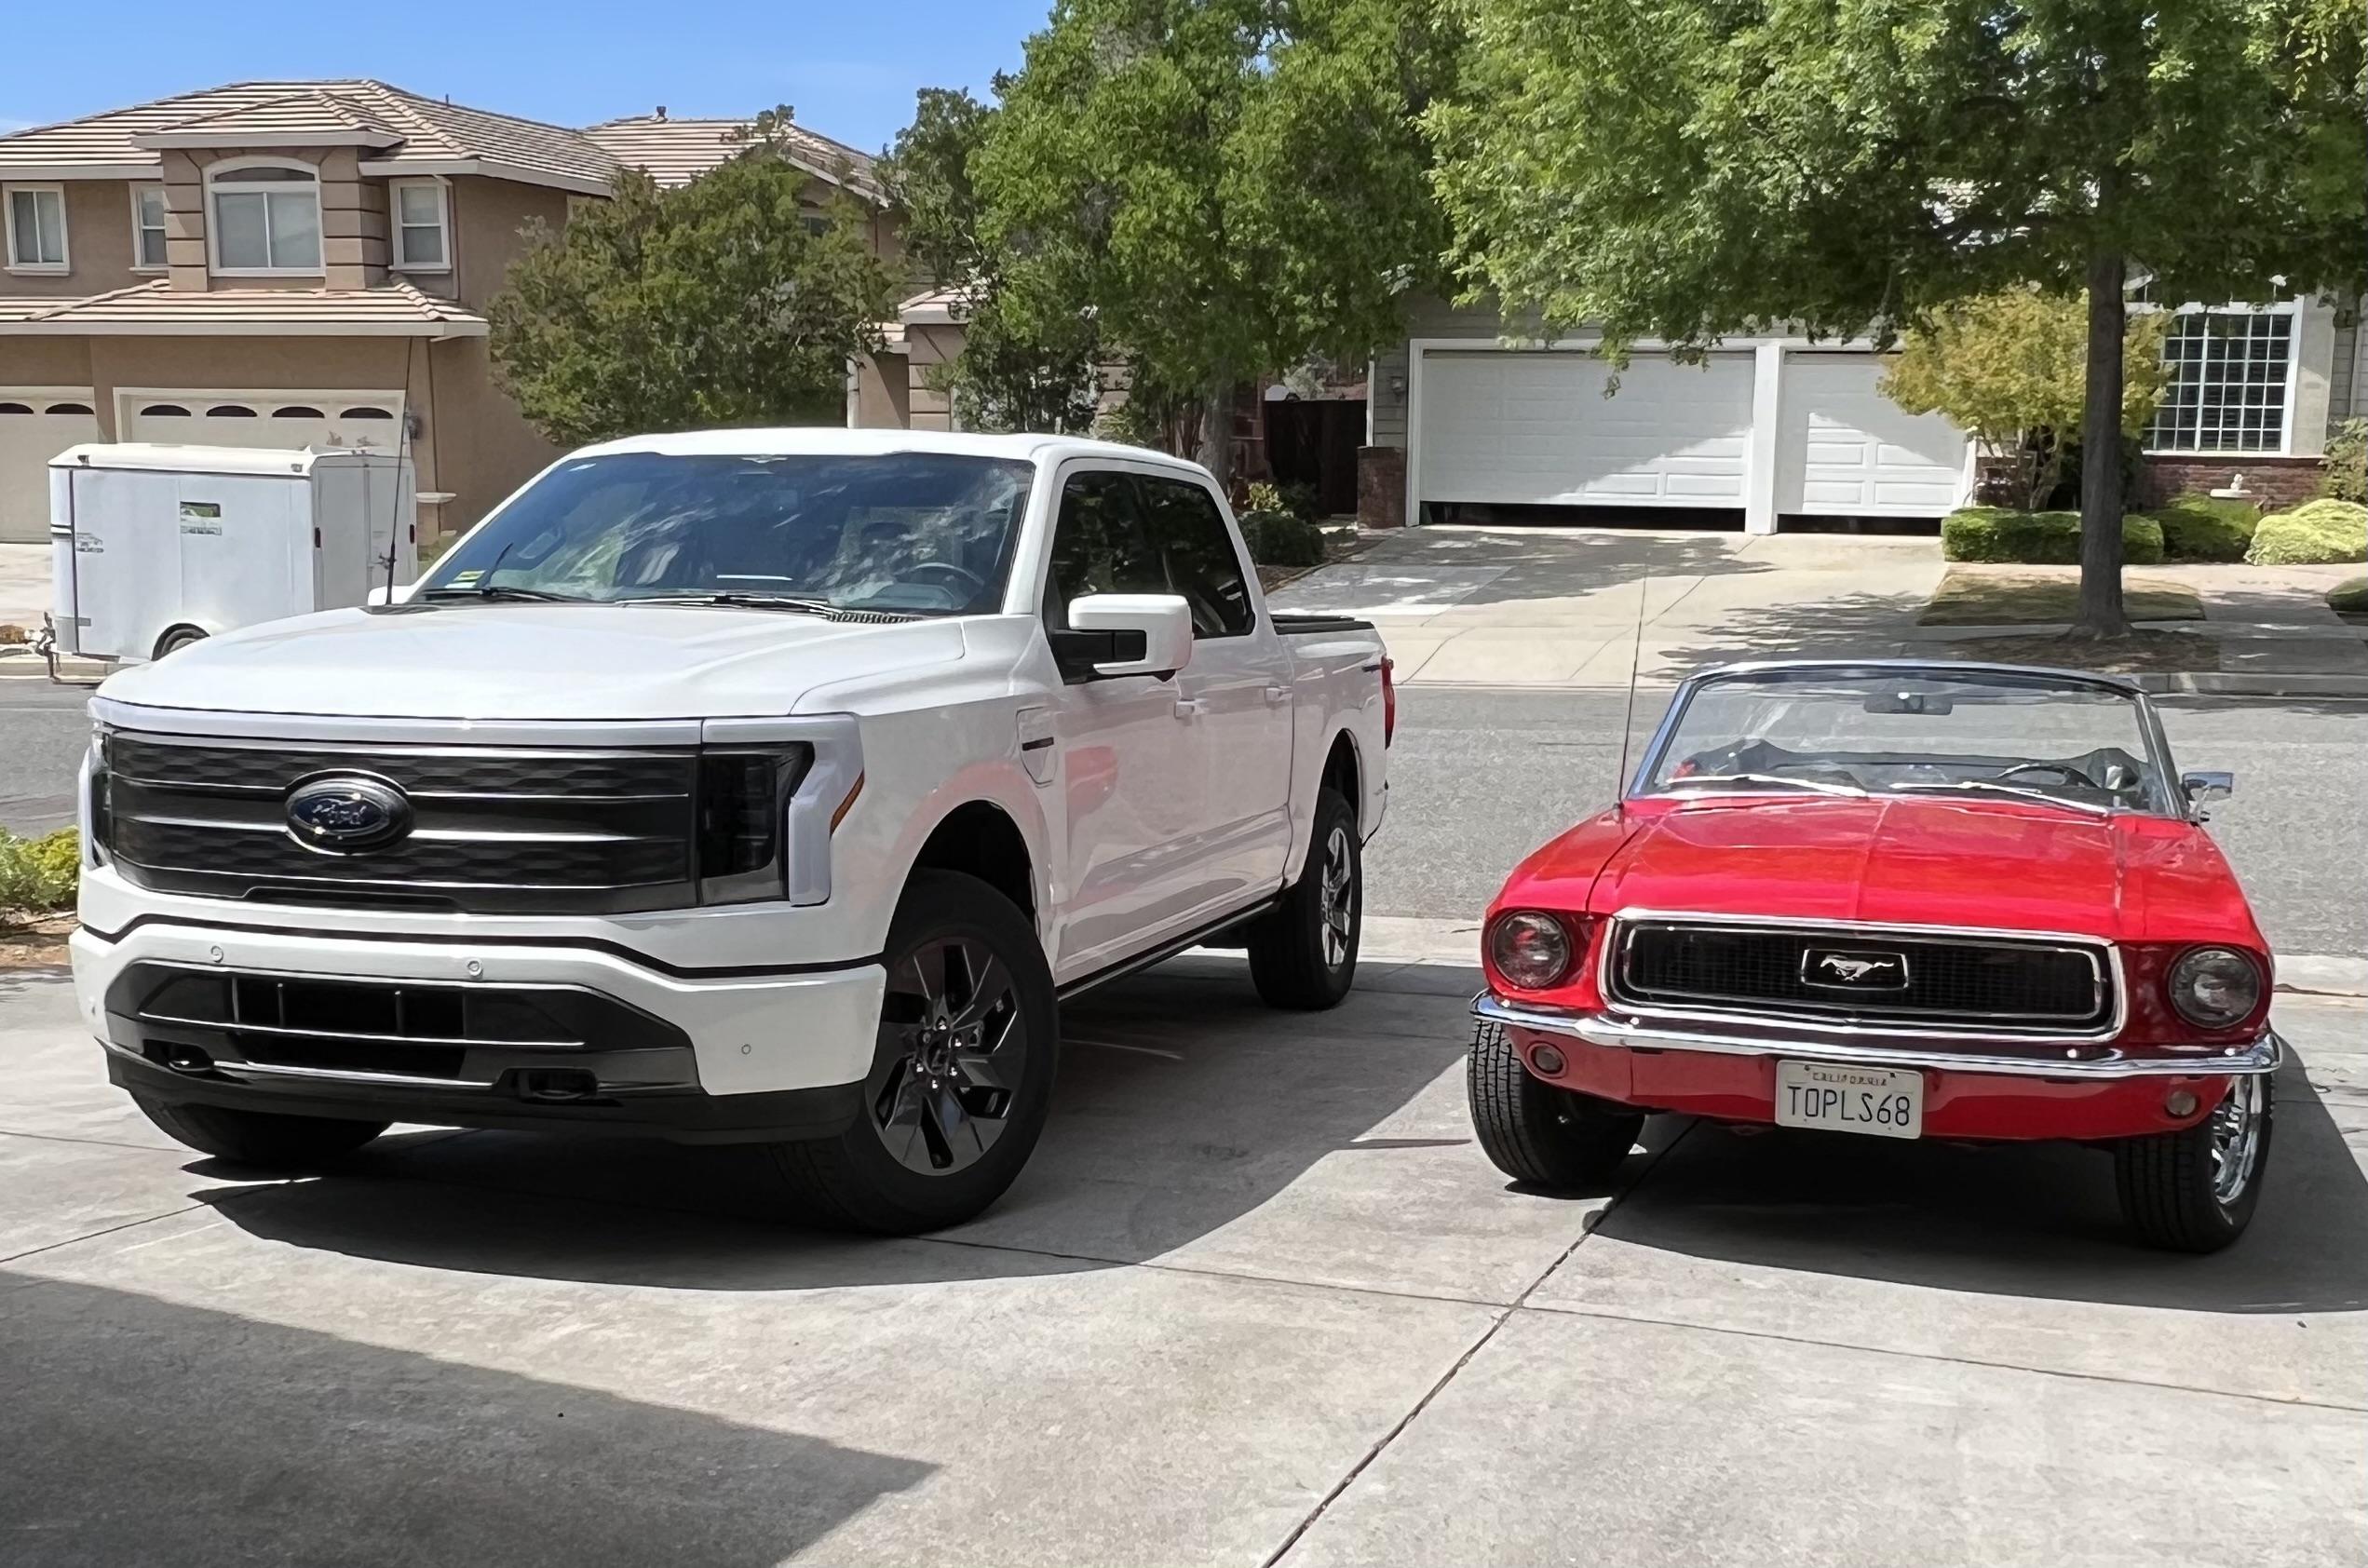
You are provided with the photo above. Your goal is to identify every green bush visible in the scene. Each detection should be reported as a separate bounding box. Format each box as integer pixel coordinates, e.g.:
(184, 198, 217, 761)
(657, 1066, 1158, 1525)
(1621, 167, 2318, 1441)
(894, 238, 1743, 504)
(1238, 508, 1327, 567)
(2145, 495, 2259, 562)
(1277, 480, 1321, 521)
(1941, 508, 2164, 565)
(2245, 499, 2368, 565)
(2322, 418, 2367, 504)
(2329, 576, 2368, 616)
(1242, 480, 1285, 515)
(0, 828, 79, 916)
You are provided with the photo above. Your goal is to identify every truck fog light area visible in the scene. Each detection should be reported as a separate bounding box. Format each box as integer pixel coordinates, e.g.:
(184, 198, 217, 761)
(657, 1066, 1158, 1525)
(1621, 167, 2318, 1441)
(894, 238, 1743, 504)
(2168, 947, 2262, 1028)
(2164, 1089, 2200, 1118)
(1489, 911, 1572, 990)
(1529, 1043, 1567, 1075)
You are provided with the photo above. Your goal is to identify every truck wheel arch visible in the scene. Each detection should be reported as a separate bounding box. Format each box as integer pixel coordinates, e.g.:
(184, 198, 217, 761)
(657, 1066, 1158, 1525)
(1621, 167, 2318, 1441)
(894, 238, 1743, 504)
(901, 798, 1040, 931)
(153, 624, 209, 659)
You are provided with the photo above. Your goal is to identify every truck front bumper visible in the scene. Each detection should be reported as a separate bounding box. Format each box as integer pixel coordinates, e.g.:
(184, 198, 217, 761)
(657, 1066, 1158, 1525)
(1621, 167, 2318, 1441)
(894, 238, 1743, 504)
(73, 920, 886, 1144)
(1475, 993, 2283, 1142)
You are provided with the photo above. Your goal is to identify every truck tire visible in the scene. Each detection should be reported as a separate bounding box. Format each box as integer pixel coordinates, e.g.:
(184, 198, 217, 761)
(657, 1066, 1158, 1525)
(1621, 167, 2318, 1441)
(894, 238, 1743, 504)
(1247, 787, 1360, 1009)
(1467, 1021, 1643, 1190)
(2113, 1075, 2274, 1253)
(131, 1094, 387, 1169)
(770, 870, 1057, 1234)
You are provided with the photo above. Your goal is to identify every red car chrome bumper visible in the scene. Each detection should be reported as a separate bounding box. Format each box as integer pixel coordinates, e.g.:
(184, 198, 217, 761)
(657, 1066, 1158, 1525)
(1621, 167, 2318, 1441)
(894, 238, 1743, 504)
(1474, 994, 2282, 1142)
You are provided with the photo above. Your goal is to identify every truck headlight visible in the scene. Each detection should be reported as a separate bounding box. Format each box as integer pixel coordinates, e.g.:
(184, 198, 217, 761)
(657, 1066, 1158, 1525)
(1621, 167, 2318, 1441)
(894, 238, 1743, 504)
(1489, 912, 1573, 991)
(694, 746, 810, 905)
(2167, 947, 2262, 1028)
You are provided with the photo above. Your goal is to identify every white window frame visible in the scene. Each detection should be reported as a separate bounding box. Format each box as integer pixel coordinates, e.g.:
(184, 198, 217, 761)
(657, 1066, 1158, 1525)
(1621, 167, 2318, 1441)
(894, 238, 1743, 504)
(205, 158, 324, 277)
(2137, 298, 2303, 458)
(4, 182, 69, 273)
(129, 183, 169, 272)
(388, 176, 451, 274)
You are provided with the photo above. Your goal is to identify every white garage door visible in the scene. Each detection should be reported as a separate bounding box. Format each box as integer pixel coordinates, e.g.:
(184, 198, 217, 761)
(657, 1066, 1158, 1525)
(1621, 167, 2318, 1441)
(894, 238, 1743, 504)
(1779, 356, 1969, 517)
(122, 394, 404, 453)
(0, 391, 102, 544)
(1416, 350, 1755, 509)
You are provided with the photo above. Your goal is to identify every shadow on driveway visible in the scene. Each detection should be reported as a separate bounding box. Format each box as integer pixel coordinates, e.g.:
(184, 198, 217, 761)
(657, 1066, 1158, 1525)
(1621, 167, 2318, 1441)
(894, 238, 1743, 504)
(192, 965, 1474, 1292)
(0, 1271, 930, 1565)
(1590, 1051, 2366, 1315)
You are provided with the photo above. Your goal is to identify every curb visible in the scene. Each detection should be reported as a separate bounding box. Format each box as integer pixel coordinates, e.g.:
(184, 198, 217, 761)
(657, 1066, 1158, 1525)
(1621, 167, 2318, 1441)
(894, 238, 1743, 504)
(2126, 671, 2368, 698)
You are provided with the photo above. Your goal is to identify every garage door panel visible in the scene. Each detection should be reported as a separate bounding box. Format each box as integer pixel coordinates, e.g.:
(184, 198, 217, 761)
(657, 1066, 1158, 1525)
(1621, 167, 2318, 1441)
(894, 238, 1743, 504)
(1419, 351, 1754, 509)
(1778, 358, 1969, 518)
(0, 391, 102, 544)
(124, 395, 403, 453)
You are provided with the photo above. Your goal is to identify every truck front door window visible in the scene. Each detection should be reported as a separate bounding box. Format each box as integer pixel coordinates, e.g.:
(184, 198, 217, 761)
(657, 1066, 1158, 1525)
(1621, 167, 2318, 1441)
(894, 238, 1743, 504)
(1135, 477, 1254, 636)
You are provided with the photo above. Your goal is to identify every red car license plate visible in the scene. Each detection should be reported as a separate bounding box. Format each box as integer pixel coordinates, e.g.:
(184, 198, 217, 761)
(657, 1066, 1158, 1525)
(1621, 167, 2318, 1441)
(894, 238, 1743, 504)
(1775, 1061, 1924, 1140)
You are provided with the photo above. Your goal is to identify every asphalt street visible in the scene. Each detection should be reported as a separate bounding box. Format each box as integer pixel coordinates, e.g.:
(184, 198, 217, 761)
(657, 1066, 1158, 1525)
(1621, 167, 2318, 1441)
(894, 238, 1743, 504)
(0, 676, 90, 836)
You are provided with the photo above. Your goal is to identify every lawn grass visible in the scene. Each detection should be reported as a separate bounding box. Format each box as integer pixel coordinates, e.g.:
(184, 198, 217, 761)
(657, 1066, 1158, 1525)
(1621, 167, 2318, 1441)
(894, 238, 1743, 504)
(1919, 569, 2204, 627)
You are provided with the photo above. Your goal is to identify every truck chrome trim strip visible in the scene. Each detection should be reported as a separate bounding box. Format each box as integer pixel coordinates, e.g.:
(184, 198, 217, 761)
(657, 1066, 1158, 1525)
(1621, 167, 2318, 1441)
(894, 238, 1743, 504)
(91, 697, 710, 749)
(1598, 909, 2127, 1044)
(1473, 994, 2282, 1080)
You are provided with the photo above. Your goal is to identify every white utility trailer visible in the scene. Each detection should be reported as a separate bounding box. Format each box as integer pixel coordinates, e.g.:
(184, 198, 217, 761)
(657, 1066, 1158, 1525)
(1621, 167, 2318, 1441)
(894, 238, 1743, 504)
(48, 443, 416, 666)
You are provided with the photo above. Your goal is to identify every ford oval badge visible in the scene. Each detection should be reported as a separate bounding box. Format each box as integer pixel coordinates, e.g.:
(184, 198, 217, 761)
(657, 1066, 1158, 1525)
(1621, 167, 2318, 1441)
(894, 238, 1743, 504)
(285, 774, 413, 853)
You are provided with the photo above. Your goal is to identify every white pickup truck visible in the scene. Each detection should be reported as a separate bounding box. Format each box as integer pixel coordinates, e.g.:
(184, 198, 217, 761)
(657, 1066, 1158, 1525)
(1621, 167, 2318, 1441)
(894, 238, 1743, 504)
(69, 430, 1391, 1231)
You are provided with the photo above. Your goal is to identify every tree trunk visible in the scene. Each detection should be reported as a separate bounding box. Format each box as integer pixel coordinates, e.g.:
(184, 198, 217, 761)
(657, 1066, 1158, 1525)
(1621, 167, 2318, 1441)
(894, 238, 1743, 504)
(2073, 250, 2131, 638)
(1196, 377, 1235, 489)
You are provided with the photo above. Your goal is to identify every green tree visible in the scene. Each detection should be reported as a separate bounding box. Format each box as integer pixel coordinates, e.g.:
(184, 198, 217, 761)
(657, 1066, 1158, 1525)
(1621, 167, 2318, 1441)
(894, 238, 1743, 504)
(1882, 290, 2168, 510)
(1430, 0, 2365, 634)
(975, 0, 1454, 476)
(881, 88, 1103, 434)
(489, 110, 897, 447)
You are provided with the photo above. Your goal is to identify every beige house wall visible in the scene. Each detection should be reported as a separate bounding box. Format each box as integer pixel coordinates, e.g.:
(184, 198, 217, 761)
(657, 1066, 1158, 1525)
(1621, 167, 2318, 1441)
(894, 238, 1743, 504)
(423, 335, 561, 535)
(904, 322, 963, 432)
(450, 177, 570, 307)
(0, 337, 100, 395)
(0, 180, 145, 298)
(854, 349, 910, 428)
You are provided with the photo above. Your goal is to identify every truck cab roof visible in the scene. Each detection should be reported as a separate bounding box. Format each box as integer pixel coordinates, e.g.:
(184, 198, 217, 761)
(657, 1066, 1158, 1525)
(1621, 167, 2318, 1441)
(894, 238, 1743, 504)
(565, 426, 1212, 479)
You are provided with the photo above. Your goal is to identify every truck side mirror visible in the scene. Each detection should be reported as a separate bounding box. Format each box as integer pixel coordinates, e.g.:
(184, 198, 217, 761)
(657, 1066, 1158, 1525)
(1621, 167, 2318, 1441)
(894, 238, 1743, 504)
(1054, 594, 1194, 682)
(2181, 770, 2234, 804)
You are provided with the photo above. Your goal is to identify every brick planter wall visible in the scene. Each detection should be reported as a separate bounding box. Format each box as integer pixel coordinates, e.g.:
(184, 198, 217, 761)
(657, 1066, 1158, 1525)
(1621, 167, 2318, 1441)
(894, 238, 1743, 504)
(2140, 455, 2323, 509)
(1357, 445, 1406, 528)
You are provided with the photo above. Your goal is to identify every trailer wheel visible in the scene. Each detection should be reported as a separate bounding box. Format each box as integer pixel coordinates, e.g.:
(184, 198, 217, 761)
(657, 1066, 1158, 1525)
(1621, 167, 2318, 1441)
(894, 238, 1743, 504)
(155, 625, 208, 658)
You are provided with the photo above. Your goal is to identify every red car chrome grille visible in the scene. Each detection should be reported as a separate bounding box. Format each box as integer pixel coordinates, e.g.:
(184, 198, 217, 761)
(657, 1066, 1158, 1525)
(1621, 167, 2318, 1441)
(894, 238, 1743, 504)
(1608, 919, 2114, 1034)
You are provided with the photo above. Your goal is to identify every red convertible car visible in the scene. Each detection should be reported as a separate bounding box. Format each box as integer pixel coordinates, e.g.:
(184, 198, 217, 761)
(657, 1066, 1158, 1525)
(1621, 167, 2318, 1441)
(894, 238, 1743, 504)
(1468, 660, 2280, 1252)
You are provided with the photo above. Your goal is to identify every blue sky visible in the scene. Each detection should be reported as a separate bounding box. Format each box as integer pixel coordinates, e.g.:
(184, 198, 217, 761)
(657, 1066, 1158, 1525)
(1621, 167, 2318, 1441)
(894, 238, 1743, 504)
(0, 0, 1050, 153)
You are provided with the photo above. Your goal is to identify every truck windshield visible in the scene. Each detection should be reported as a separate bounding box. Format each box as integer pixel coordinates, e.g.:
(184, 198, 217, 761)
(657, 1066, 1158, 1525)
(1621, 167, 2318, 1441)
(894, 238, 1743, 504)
(420, 452, 1036, 616)
(1640, 668, 2172, 816)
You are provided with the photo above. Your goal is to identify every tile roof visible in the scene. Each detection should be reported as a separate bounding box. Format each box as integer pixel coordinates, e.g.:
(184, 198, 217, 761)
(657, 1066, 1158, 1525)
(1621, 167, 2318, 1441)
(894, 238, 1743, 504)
(0, 82, 878, 200)
(581, 115, 880, 196)
(2, 279, 488, 337)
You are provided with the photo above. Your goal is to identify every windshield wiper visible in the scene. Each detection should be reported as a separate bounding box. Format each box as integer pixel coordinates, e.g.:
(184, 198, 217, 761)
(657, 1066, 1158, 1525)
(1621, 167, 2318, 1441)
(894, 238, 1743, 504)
(1660, 773, 1867, 798)
(1890, 780, 2114, 816)
(624, 591, 913, 620)
(419, 584, 595, 603)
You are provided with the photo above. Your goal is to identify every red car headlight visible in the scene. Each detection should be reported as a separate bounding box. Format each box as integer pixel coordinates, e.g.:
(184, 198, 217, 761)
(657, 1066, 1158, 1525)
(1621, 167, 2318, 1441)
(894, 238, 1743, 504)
(2167, 947, 2263, 1029)
(1490, 911, 1574, 990)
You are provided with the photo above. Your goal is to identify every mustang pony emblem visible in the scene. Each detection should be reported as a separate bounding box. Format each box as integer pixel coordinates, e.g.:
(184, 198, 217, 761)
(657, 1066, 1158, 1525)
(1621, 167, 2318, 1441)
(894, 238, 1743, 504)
(1801, 948, 1913, 990)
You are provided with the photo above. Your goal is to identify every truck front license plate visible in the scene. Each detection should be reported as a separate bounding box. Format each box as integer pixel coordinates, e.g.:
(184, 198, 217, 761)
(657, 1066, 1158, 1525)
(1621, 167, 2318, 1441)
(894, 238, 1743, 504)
(1774, 1061, 1924, 1140)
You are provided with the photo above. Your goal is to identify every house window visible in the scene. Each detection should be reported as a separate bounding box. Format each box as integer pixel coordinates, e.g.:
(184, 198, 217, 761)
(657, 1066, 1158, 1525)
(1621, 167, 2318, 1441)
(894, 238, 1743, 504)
(391, 180, 449, 271)
(2144, 309, 2294, 454)
(130, 185, 169, 269)
(208, 162, 322, 275)
(5, 184, 68, 271)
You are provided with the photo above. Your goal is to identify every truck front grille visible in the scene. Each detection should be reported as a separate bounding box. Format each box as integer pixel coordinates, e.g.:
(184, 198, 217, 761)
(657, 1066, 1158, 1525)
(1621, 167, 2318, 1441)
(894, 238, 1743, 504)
(1608, 919, 2114, 1034)
(101, 731, 700, 914)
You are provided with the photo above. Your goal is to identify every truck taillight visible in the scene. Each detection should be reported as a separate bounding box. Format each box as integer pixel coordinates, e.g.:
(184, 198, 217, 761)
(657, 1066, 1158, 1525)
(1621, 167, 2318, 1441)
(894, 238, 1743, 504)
(1382, 657, 1397, 746)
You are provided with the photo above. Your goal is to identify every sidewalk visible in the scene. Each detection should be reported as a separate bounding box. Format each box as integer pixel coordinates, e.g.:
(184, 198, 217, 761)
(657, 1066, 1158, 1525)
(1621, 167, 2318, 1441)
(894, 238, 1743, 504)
(1272, 526, 2368, 695)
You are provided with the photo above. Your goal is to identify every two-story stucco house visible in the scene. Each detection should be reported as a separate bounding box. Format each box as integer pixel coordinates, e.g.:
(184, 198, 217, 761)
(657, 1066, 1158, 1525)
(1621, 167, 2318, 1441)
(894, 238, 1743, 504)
(0, 82, 888, 545)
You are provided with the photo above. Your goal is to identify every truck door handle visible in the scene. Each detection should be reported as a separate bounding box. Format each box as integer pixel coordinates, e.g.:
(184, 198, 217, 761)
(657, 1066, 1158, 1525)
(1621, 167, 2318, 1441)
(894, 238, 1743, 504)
(1172, 698, 1206, 720)
(1263, 684, 1289, 707)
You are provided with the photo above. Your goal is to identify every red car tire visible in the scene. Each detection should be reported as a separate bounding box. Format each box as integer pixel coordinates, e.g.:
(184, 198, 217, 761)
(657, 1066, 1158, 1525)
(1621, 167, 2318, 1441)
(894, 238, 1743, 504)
(2113, 1074, 2275, 1253)
(1468, 1021, 1643, 1190)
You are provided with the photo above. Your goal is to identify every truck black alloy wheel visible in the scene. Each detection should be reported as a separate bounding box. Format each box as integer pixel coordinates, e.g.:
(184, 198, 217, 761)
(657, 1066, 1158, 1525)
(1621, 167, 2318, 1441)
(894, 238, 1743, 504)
(2114, 1074, 2275, 1253)
(1248, 786, 1360, 1009)
(132, 1094, 388, 1169)
(1466, 1021, 1644, 1191)
(771, 870, 1057, 1234)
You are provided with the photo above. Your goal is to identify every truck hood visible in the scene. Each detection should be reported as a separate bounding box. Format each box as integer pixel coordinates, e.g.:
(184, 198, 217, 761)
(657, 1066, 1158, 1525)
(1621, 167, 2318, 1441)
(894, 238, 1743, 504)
(1563, 796, 2257, 946)
(95, 603, 970, 721)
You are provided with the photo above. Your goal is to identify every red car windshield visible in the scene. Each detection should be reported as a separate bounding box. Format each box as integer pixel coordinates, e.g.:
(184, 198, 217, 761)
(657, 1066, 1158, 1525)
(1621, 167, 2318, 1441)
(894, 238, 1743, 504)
(1642, 669, 2170, 816)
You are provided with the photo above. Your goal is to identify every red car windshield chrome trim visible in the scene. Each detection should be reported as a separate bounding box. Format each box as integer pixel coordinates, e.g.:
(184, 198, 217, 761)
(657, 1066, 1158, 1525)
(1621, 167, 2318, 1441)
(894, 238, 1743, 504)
(1597, 909, 2128, 1045)
(1473, 993, 2282, 1081)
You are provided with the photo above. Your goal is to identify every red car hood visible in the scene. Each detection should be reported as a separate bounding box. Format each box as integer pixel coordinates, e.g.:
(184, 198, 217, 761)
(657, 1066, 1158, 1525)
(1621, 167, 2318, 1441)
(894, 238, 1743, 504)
(1558, 796, 2258, 946)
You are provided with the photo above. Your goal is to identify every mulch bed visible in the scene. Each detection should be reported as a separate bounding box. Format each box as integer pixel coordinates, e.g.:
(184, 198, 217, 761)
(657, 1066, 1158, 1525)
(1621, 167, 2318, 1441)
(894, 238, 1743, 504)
(1928, 629, 2212, 673)
(0, 914, 74, 968)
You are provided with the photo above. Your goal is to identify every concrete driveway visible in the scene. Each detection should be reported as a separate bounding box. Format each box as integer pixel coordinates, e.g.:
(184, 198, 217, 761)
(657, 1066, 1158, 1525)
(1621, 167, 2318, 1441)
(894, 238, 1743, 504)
(1271, 526, 1944, 687)
(4, 931, 2361, 1566)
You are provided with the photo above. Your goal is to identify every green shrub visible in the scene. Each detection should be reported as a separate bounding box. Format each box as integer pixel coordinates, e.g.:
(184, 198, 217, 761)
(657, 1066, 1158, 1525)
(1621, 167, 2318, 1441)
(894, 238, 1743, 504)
(0, 828, 79, 916)
(1242, 480, 1284, 514)
(1277, 480, 1321, 521)
(2329, 576, 2368, 616)
(2322, 418, 2367, 504)
(2145, 495, 2259, 562)
(1941, 507, 2164, 565)
(2245, 499, 2368, 565)
(1238, 508, 1327, 567)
